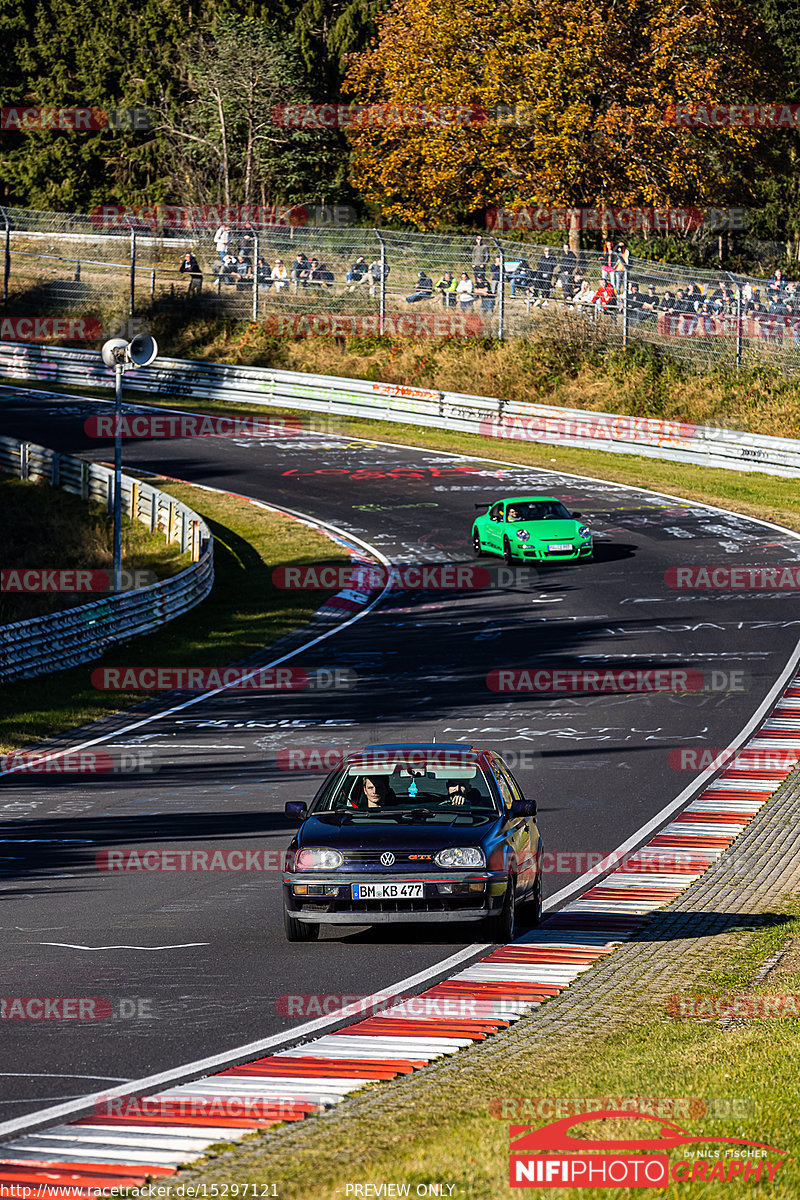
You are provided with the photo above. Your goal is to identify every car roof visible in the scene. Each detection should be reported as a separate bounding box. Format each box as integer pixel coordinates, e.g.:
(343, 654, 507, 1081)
(495, 496, 563, 504)
(346, 743, 489, 766)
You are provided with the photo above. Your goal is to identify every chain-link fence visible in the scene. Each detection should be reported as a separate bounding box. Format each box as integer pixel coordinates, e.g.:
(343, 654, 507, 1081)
(2, 205, 800, 375)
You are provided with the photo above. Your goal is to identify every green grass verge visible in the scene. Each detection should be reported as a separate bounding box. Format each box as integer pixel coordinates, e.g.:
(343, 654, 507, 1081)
(0, 475, 189, 623)
(160, 896, 800, 1199)
(0, 480, 346, 752)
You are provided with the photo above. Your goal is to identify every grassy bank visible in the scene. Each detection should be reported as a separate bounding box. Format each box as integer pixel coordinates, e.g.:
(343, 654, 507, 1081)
(0, 481, 346, 752)
(161, 896, 800, 1199)
(136, 316, 800, 439)
(0, 475, 188, 624)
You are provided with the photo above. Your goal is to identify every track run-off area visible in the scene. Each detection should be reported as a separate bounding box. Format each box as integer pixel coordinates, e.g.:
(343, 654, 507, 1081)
(2, 383, 800, 1133)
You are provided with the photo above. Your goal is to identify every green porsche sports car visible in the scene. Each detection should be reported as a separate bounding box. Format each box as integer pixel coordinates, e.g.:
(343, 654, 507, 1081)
(472, 496, 593, 564)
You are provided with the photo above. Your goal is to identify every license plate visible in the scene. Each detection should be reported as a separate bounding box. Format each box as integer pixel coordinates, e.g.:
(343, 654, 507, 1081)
(352, 882, 424, 899)
(548, 543, 573, 551)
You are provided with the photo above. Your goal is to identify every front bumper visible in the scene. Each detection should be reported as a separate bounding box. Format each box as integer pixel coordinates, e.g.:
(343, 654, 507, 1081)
(518, 541, 592, 560)
(282, 870, 507, 925)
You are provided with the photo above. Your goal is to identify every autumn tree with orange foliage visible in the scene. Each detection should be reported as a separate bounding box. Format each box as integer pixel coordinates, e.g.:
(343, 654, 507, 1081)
(344, 0, 779, 234)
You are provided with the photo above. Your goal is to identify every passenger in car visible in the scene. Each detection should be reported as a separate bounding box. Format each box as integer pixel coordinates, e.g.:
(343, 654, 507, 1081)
(352, 776, 396, 808)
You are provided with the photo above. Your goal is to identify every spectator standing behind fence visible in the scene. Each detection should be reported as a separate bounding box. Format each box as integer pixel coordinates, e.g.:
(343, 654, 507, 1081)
(600, 240, 615, 285)
(270, 257, 289, 292)
(456, 271, 474, 310)
(367, 258, 389, 298)
(238, 220, 256, 261)
(436, 271, 458, 307)
(491, 255, 502, 296)
(510, 259, 532, 297)
(472, 235, 491, 271)
(611, 242, 629, 294)
(557, 243, 577, 296)
(406, 270, 434, 302)
(214, 222, 232, 262)
(531, 246, 556, 304)
(179, 251, 202, 294)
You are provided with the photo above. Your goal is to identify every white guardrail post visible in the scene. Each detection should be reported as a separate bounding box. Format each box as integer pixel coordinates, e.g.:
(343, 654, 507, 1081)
(0, 434, 214, 682)
(2, 342, 800, 481)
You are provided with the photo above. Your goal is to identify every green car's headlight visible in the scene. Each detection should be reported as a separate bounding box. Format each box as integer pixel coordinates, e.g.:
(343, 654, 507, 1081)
(434, 846, 486, 869)
(516, 530, 530, 542)
(578, 525, 591, 539)
(294, 848, 343, 871)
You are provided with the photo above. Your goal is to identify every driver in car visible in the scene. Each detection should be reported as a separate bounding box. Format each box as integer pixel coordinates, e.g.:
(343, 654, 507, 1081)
(446, 779, 469, 806)
(352, 775, 396, 808)
(506, 506, 521, 522)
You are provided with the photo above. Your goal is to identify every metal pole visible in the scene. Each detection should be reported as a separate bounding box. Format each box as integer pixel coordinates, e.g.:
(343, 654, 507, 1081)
(727, 270, 742, 371)
(622, 265, 629, 349)
(2, 211, 9, 308)
(113, 363, 123, 592)
(252, 233, 259, 321)
(376, 230, 386, 335)
(492, 237, 504, 340)
(129, 227, 136, 318)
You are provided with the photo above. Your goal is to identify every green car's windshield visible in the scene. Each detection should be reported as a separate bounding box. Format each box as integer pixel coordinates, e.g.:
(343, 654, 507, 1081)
(505, 501, 571, 522)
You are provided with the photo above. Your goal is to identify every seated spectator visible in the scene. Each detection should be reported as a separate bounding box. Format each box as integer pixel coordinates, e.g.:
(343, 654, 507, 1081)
(510, 259, 532, 297)
(367, 259, 389, 297)
(741, 282, 757, 315)
(234, 252, 253, 290)
(591, 279, 616, 313)
(291, 252, 311, 288)
(406, 270, 434, 303)
(641, 284, 660, 318)
(572, 279, 594, 307)
(686, 282, 703, 311)
(675, 288, 696, 335)
(436, 271, 458, 307)
(308, 258, 334, 287)
(256, 256, 271, 288)
(626, 280, 644, 322)
(179, 251, 202, 294)
(456, 271, 474, 310)
(346, 256, 368, 290)
(562, 272, 583, 302)
(270, 257, 289, 292)
(474, 268, 494, 314)
(219, 252, 238, 286)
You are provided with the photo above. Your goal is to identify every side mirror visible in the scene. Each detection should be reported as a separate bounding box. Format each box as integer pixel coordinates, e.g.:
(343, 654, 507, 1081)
(285, 801, 308, 821)
(510, 797, 537, 818)
(571, 511, 582, 518)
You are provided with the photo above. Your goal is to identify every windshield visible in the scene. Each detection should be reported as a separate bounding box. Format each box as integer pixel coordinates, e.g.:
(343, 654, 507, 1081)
(506, 501, 571, 522)
(312, 756, 500, 818)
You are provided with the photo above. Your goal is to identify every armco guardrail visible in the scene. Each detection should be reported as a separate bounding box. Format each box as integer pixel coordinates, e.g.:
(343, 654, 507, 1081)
(0, 436, 213, 682)
(1, 341, 799, 478)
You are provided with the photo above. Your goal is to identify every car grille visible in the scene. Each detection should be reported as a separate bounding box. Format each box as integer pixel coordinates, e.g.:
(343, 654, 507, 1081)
(298, 896, 480, 914)
(339, 850, 435, 867)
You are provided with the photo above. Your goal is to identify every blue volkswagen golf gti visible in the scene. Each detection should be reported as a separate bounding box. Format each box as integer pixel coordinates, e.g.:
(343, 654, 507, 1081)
(282, 744, 542, 942)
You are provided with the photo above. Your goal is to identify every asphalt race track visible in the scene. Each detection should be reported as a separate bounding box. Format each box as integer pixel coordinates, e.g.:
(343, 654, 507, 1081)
(2, 385, 800, 1124)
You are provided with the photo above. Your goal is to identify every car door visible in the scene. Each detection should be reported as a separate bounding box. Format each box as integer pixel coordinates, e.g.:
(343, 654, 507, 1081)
(486, 502, 504, 552)
(493, 757, 537, 901)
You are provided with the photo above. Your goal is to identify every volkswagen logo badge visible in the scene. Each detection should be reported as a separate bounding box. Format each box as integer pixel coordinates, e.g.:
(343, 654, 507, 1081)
(380, 852, 395, 866)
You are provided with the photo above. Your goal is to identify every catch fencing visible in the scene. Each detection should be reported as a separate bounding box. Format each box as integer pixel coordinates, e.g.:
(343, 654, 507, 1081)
(0, 436, 214, 681)
(2, 341, 800, 480)
(3, 205, 800, 375)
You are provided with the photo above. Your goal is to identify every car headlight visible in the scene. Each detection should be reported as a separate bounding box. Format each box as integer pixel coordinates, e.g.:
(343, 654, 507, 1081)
(434, 846, 486, 869)
(294, 848, 343, 871)
(516, 530, 530, 542)
(578, 525, 591, 539)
